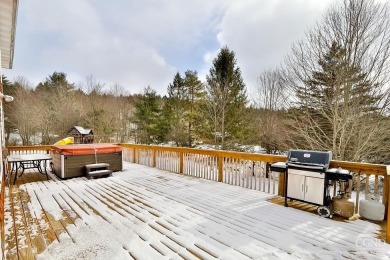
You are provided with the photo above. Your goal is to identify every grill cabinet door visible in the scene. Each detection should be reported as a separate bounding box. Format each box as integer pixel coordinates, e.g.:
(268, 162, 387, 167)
(287, 174, 305, 200)
(304, 176, 324, 205)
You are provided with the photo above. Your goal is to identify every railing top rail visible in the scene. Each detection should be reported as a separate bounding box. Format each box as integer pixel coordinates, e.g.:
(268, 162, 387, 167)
(119, 143, 287, 163)
(330, 160, 389, 175)
(119, 144, 390, 176)
(6, 145, 53, 151)
(6, 144, 389, 176)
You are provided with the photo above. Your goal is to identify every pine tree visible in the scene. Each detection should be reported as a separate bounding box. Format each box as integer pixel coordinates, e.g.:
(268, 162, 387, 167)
(165, 71, 204, 147)
(204, 46, 248, 150)
(295, 41, 380, 160)
(36, 72, 75, 94)
(34, 72, 78, 144)
(165, 73, 188, 146)
(134, 87, 169, 144)
(2, 76, 16, 145)
(183, 70, 204, 147)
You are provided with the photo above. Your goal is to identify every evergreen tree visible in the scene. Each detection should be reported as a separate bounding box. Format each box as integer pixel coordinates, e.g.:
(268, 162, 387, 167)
(167, 72, 185, 100)
(2, 76, 17, 145)
(2, 75, 14, 95)
(286, 0, 390, 163)
(165, 70, 204, 147)
(204, 46, 248, 150)
(295, 41, 380, 160)
(183, 70, 204, 147)
(134, 87, 169, 144)
(165, 72, 188, 146)
(36, 71, 75, 93)
(35, 72, 78, 144)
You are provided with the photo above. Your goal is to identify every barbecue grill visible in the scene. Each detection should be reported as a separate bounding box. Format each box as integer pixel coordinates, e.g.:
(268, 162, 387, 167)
(282, 149, 352, 217)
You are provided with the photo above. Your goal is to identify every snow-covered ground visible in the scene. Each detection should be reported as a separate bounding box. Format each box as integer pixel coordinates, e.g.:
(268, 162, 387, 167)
(5, 162, 390, 259)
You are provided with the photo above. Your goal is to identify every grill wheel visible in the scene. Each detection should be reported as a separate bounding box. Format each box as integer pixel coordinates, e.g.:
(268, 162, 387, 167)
(317, 206, 331, 218)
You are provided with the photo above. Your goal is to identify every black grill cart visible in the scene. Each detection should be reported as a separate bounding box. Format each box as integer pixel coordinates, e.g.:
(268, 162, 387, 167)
(271, 149, 352, 217)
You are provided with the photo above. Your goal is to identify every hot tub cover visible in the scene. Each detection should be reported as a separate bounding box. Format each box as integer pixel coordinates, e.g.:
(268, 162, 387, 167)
(52, 144, 122, 155)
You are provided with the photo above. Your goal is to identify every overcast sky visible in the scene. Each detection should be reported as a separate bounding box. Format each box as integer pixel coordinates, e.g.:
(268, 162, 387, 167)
(4, 0, 336, 96)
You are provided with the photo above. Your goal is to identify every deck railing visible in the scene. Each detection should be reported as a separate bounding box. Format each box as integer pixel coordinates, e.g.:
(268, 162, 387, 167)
(119, 144, 390, 243)
(3, 144, 390, 243)
(120, 144, 287, 194)
(6, 146, 52, 155)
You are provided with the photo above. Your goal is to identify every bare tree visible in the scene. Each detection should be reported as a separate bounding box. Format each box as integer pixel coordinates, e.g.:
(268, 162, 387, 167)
(252, 69, 290, 154)
(285, 0, 390, 162)
(8, 77, 41, 145)
(203, 79, 226, 147)
(106, 83, 134, 143)
(51, 85, 84, 139)
(33, 72, 83, 144)
(81, 75, 105, 138)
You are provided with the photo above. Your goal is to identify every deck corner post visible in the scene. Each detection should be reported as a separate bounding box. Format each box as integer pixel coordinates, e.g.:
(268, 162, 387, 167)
(278, 172, 285, 197)
(386, 169, 390, 243)
(218, 155, 223, 182)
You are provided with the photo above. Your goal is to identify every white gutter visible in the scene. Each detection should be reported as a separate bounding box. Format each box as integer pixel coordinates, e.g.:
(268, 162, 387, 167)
(0, 48, 3, 188)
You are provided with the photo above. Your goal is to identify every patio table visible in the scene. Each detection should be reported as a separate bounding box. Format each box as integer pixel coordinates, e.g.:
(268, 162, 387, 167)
(6, 154, 52, 184)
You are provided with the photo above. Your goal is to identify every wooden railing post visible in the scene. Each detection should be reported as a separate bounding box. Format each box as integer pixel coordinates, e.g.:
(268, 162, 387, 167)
(132, 147, 136, 163)
(179, 152, 184, 174)
(383, 166, 390, 217)
(278, 172, 285, 197)
(355, 171, 361, 214)
(218, 155, 223, 182)
(152, 148, 156, 168)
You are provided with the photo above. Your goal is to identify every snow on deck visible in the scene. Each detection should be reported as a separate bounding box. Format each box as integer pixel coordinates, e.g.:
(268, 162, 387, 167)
(4, 162, 390, 259)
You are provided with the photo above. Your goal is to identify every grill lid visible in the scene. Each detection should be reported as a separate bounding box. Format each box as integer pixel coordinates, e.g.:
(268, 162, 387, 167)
(287, 149, 332, 169)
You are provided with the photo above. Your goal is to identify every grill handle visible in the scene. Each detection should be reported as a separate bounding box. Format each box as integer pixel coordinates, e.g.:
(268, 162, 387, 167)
(288, 164, 325, 171)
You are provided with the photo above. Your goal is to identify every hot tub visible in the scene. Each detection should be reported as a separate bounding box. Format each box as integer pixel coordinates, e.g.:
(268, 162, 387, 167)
(51, 144, 123, 179)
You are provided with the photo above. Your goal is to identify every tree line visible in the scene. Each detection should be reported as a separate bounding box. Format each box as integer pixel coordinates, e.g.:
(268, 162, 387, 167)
(3, 0, 390, 164)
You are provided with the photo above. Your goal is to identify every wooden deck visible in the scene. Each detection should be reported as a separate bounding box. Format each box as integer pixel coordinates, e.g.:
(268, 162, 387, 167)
(269, 197, 389, 241)
(3, 163, 390, 259)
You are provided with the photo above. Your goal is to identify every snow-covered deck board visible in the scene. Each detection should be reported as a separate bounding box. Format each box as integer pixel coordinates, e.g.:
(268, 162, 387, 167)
(4, 162, 390, 259)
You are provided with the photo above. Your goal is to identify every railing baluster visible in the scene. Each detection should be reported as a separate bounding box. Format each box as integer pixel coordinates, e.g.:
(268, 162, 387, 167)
(228, 158, 231, 184)
(234, 158, 238, 186)
(201, 155, 204, 179)
(261, 163, 264, 192)
(272, 170, 276, 194)
(230, 158, 233, 184)
(365, 173, 370, 197)
(241, 159, 244, 188)
(187, 153, 190, 175)
(355, 171, 361, 214)
(374, 174, 379, 196)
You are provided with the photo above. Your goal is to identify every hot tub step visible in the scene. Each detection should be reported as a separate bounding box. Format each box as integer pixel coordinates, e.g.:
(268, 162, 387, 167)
(87, 169, 112, 179)
(85, 163, 110, 170)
